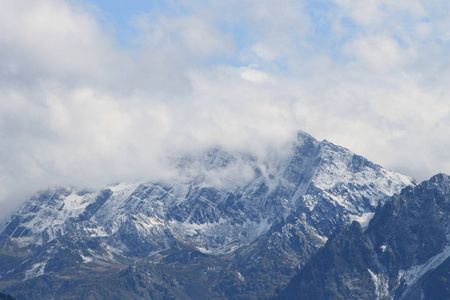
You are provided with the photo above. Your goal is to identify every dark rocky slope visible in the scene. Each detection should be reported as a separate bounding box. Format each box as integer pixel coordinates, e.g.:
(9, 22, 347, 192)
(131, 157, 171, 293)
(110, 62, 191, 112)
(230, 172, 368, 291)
(277, 173, 450, 300)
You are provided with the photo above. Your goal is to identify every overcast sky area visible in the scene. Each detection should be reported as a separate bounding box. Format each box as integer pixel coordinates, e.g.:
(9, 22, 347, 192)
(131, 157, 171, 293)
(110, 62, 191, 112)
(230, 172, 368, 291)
(1, 0, 450, 217)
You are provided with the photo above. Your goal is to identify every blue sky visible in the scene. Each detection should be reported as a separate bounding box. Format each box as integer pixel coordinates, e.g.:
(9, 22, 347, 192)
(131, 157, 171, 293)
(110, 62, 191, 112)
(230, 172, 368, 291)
(83, 0, 165, 45)
(82, 0, 348, 68)
(80, 0, 445, 72)
(1, 0, 450, 216)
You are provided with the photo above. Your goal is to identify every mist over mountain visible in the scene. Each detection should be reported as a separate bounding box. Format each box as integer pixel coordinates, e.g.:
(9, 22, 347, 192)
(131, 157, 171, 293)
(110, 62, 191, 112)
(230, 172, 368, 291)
(0, 132, 417, 299)
(2, 0, 450, 226)
(2, 1, 450, 298)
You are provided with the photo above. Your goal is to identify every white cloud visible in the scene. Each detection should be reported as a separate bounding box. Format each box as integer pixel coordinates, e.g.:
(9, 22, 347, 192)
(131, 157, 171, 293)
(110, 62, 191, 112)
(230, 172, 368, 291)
(1, 0, 450, 219)
(343, 35, 413, 72)
(241, 68, 271, 83)
(132, 13, 234, 58)
(332, 0, 427, 28)
(0, 0, 122, 83)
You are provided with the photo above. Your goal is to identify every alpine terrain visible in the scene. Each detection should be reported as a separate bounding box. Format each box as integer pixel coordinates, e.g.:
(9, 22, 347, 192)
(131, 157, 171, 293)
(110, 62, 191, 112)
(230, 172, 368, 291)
(277, 173, 450, 300)
(0, 132, 415, 299)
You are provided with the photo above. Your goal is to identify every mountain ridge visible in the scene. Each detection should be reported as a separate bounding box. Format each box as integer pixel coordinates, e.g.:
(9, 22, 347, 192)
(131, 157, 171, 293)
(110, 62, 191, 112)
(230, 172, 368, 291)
(277, 173, 450, 300)
(0, 131, 415, 299)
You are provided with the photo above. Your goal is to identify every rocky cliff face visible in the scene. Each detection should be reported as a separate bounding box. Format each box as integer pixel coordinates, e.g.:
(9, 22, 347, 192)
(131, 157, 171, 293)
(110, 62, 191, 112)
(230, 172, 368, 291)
(277, 173, 450, 300)
(0, 132, 414, 299)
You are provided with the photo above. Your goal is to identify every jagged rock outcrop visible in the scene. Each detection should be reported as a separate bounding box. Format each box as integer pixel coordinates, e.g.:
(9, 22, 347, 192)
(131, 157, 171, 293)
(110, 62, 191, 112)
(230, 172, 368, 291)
(0, 132, 414, 299)
(277, 173, 450, 300)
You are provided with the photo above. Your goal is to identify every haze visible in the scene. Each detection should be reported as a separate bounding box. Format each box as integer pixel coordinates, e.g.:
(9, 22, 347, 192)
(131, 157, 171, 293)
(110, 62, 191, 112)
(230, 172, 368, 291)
(1, 0, 450, 218)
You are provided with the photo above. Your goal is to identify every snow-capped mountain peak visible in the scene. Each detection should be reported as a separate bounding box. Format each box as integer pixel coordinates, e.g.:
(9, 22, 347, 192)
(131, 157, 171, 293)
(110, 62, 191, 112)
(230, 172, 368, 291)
(0, 132, 416, 299)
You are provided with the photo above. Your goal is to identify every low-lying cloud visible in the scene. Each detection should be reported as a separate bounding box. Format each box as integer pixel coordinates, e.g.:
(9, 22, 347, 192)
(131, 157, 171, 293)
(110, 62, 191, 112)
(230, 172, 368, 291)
(1, 0, 450, 219)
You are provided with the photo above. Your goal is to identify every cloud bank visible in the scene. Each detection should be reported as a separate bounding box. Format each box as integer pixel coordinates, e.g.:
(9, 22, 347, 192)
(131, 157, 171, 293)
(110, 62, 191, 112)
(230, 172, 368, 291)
(1, 0, 450, 217)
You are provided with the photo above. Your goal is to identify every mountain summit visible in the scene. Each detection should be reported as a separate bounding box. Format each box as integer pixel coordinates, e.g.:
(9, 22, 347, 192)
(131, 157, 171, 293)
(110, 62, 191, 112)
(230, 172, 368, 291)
(0, 132, 414, 299)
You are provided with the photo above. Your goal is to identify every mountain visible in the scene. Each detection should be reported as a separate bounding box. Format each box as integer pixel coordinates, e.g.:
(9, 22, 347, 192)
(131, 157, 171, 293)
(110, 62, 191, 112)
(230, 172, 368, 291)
(0, 132, 414, 299)
(277, 173, 450, 300)
(0, 293, 15, 300)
